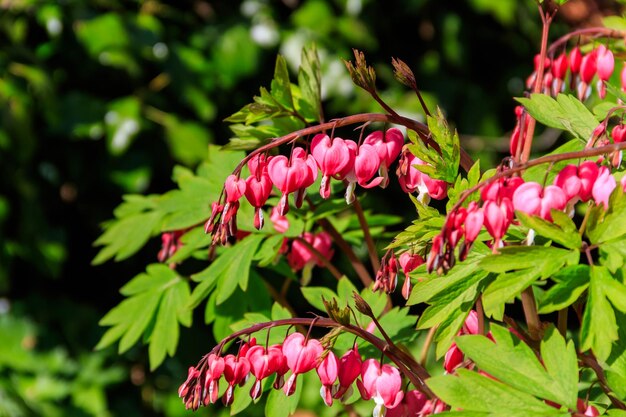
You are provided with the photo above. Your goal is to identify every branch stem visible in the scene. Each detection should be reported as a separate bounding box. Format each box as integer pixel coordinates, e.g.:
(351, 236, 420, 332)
(205, 317, 434, 398)
(353, 197, 381, 272)
(521, 287, 541, 340)
(317, 218, 374, 287)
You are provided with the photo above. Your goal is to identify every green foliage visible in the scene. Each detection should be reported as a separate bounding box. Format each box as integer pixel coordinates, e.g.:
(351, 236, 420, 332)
(516, 94, 599, 141)
(581, 265, 626, 362)
(93, 146, 243, 264)
(428, 326, 576, 416)
(224, 47, 322, 150)
(515, 210, 581, 250)
(479, 246, 579, 320)
(408, 248, 493, 357)
(407, 108, 461, 183)
(96, 264, 191, 370)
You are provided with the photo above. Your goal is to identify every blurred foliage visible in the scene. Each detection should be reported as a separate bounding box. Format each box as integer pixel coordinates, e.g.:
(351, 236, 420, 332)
(0, 0, 603, 415)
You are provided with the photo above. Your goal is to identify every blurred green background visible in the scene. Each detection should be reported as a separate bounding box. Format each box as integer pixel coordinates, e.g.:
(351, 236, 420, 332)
(0, 0, 621, 416)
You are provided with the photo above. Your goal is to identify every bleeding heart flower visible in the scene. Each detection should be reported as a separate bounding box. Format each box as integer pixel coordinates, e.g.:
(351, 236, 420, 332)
(364, 128, 404, 188)
(316, 351, 339, 406)
(203, 354, 225, 405)
(612, 124, 626, 144)
(569, 46, 582, 76)
(578, 50, 598, 100)
(397, 151, 447, 202)
(222, 354, 251, 406)
(399, 252, 424, 275)
(333, 345, 362, 399)
(483, 199, 514, 243)
(357, 359, 404, 416)
(551, 52, 568, 96)
(282, 332, 324, 395)
(311, 134, 353, 199)
(225, 175, 247, 203)
(512, 182, 566, 221)
(245, 173, 273, 230)
(596, 45, 615, 99)
(577, 399, 600, 417)
(267, 148, 317, 215)
(526, 54, 551, 90)
(592, 166, 616, 209)
(246, 345, 284, 400)
(287, 232, 334, 271)
(481, 177, 524, 203)
(554, 162, 599, 203)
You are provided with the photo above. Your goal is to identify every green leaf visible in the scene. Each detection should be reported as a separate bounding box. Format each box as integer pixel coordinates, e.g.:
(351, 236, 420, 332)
(456, 325, 577, 408)
(219, 234, 264, 303)
(515, 211, 581, 249)
(480, 246, 578, 319)
(516, 94, 598, 140)
(537, 265, 589, 314)
(149, 279, 190, 369)
(264, 378, 302, 417)
(166, 227, 210, 264)
(407, 107, 460, 183)
(482, 269, 540, 320)
(479, 246, 578, 275)
(297, 45, 321, 122)
(427, 369, 568, 417)
(540, 327, 578, 408)
(408, 251, 486, 306)
(97, 265, 190, 369)
(120, 264, 179, 296)
(270, 55, 294, 111)
(581, 265, 620, 361)
(603, 15, 626, 31)
(92, 211, 162, 265)
(189, 234, 265, 308)
(587, 187, 626, 244)
(301, 287, 338, 312)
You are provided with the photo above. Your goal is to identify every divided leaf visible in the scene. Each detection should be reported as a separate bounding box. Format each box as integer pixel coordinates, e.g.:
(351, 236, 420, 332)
(516, 94, 598, 140)
(96, 264, 191, 369)
(453, 325, 577, 409)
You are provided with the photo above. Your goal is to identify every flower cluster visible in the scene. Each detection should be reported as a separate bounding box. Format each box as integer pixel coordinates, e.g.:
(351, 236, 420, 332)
(206, 128, 448, 245)
(373, 250, 425, 299)
(177, 330, 437, 417)
(427, 158, 625, 273)
(527, 44, 619, 100)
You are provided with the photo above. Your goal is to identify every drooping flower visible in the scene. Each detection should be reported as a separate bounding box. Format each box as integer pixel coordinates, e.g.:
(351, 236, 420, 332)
(592, 166, 616, 209)
(357, 359, 404, 417)
(363, 128, 404, 188)
(550, 52, 568, 96)
(268, 148, 318, 215)
(311, 134, 354, 199)
(282, 332, 324, 395)
(202, 354, 225, 406)
(316, 351, 339, 406)
(482, 199, 514, 244)
(512, 182, 567, 221)
(334, 344, 362, 400)
(222, 354, 251, 406)
(596, 45, 615, 99)
(246, 345, 284, 400)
